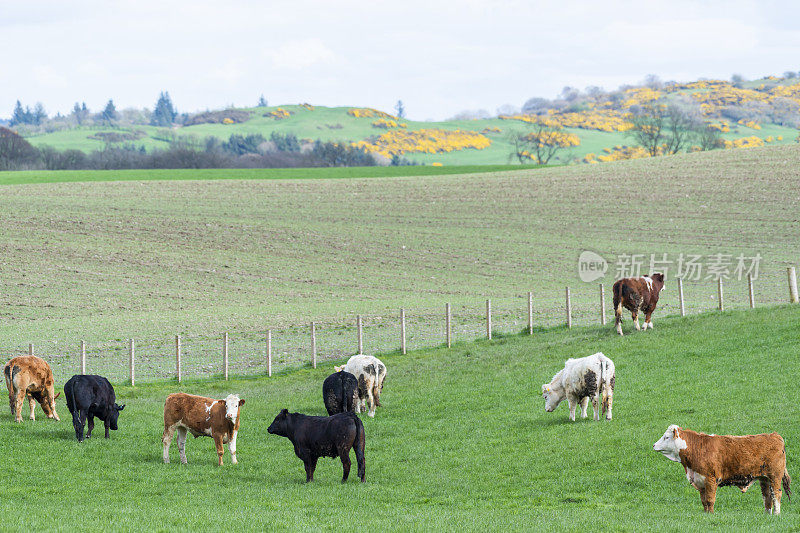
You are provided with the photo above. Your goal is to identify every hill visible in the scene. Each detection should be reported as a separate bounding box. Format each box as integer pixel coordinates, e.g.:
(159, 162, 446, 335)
(13, 75, 800, 166)
(1, 306, 798, 530)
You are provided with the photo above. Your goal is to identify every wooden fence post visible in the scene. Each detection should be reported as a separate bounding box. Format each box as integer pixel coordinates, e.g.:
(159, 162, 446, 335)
(748, 274, 755, 309)
(599, 283, 606, 325)
(565, 287, 572, 328)
(400, 309, 406, 355)
(80, 341, 86, 375)
(678, 278, 685, 317)
(527, 291, 533, 335)
(357, 315, 363, 355)
(129, 338, 135, 386)
(445, 303, 451, 348)
(266, 330, 272, 377)
(717, 277, 724, 311)
(223, 332, 229, 381)
(176, 335, 182, 383)
(311, 322, 317, 369)
(28, 343, 33, 356)
(486, 299, 492, 340)
(789, 267, 799, 303)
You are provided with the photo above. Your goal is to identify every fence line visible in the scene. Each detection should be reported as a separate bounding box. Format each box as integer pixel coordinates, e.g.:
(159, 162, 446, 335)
(7, 268, 799, 385)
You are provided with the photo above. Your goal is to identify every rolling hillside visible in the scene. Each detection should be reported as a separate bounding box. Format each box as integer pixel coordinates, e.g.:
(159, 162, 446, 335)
(16, 75, 800, 166)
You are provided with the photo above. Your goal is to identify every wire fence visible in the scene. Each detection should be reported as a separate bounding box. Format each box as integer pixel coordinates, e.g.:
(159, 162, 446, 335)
(5, 267, 798, 386)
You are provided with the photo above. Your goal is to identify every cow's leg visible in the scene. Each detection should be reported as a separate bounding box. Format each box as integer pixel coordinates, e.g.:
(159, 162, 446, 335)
(773, 478, 782, 515)
(13, 390, 25, 423)
(177, 427, 188, 465)
(104, 418, 110, 439)
(340, 449, 351, 483)
(614, 310, 623, 335)
(567, 397, 576, 421)
(643, 309, 654, 330)
(162, 424, 176, 463)
(228, 430, 238, 465)
(304, 456, 318, 482)
(579, 396, 589, 419)
(72, 408, 85, 442)
(366, 388, 376, 418)
(632, 311, 641, 331)
(591, 395, 600, 421)
(700, 480, 717, 512)
(214, 434, 225, 466)
(28, 396, 36, 420)
(760, 479, 774, 513)
(86, 415, 95, 438)
(606, 390, 613, 420)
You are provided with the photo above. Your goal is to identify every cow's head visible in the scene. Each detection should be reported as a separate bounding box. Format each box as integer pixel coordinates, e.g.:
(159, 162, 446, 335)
(267, 408, 289, 437)
(108, 403, 125, 430)
(541, 383, 563, 412)
(223, 394, 244, 423)
(653, 424, 687, 462)
(38, 390, 60, 419)
(651, 272, 665, 291)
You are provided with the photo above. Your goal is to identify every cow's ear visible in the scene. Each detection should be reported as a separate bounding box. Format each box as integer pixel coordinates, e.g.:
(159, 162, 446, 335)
(118, 404, 125, 411)
(280, 408, 288, 415)
(672, 427, 680, 438)
(239, 399, 245, 406)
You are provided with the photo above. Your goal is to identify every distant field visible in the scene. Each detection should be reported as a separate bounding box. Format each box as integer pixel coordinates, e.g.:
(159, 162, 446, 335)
(1, 306, 798, 530)
(0, 145, 798, 361)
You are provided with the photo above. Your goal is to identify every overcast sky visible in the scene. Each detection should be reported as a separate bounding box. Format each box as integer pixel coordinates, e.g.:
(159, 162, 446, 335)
(3, 1, 800, 120)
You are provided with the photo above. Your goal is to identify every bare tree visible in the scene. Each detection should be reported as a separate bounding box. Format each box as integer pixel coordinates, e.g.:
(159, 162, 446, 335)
(694, 125, 723, 151)
(508, 122, 573, 165)
(627, 100, 700, 156)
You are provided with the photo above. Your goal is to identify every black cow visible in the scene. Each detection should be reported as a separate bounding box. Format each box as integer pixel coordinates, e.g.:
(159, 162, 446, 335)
(267, 409, 365, 483)
(64, 375, 125, 442)
(322, 371, 358, 416)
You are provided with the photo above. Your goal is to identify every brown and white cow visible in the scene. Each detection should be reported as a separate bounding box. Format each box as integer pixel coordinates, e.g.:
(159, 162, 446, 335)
(612, 273, 664, 335)
(334, 355, 386, 418)
(653, 425, 791, 514)
(4, 355, 60, 422)
(162, 392, 244, 466)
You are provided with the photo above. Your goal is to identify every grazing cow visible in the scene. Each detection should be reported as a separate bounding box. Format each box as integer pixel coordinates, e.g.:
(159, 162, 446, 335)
(541, 352, 615, 421)
(268, 409, 365, 483)
(334, 354, 386, 417)
(64, 374, 125, 442)
(612, 273, 665, 335)
(653, 425, 791, 514)
(322, 370, 359, 416)
(4, 355, 60, 422)
(162, 392, 244, 466)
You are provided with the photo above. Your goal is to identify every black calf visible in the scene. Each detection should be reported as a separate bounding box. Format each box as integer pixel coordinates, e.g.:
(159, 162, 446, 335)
(64, 375, 125, 442)
(268, 409, 365, 483)
(322, 371, 358, 416)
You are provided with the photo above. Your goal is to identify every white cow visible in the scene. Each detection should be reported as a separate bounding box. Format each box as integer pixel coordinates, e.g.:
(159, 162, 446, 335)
(334, 355, 386, 417)
(541, 352, 615, 421)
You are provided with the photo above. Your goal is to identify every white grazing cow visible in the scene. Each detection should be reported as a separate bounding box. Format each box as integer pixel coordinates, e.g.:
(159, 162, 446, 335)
(541, 352, 615, 421)
(334, 354, 386, 417)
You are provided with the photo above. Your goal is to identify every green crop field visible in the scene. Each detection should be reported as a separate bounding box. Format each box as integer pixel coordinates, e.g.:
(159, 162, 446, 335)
(1, 306, 798, 531)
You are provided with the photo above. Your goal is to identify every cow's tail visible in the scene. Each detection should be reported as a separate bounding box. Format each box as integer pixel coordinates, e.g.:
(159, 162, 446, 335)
(599, 358, 614, 417)
(612, 282, 624, 334)
(784, 466, 792, 501)
(352, 412, 366, 482)
(4, 364, 13, 415)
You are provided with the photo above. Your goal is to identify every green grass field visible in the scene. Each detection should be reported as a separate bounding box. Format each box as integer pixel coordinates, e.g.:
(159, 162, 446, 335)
(1, 306, 798, 531)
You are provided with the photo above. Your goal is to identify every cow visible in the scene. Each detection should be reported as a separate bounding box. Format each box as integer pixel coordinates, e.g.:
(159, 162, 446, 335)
(4, 355, 60, 423)
(653, 425, 791, 514)
(162, 392, 244, 466)
(323, 370, 359, 416)
(268, 409, 365, 483)
(64, 374, 125, 442)
(541, 352, 615, 421)
(612, 273, 665, 335)
(334, 354, 386, 417)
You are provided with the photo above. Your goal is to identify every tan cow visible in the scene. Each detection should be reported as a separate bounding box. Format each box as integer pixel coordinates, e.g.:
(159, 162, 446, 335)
(654, 425, 791, 514)
(4, 355, 60, 422)
(162, 392, 244, 466)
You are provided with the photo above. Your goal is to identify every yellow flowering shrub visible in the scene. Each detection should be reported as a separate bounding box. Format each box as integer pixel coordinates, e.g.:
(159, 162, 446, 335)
(372, 119, 407, 129)
(300, 103, 314, 110)
(267, 108, 292, 119)
(500, 110, 633, 132)
(431, 162, 443, 167)
(348, 108, 397, 119)
(353, 129, 491, 158)
(720, 136, 765, 149)
(482, 126, 502, 133)
(222, 118, 234, 124)
(584, 145, 652, 163)
(737, 119, 761, 129)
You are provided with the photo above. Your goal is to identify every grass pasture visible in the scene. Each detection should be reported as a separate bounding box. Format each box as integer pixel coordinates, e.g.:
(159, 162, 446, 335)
(1, 306, 798, 531)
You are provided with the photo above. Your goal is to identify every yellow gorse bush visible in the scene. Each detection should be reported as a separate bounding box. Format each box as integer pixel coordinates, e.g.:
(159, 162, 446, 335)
(584, 145, 652, 163)
(348, 108, 397, 119)
(267, 108, 292, 119)
(720, 136, 765, 149)
(500, 110, 633, 132)
(372, 119, 407, 129)
(353, 129, 491, 158)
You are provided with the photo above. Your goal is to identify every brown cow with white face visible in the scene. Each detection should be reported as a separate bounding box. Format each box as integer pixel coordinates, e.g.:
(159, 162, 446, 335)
(612, 273, 665, 335)
(4, 355, 60, 422)
(162, 392, 244, 466)
(653, 425, 791, 514)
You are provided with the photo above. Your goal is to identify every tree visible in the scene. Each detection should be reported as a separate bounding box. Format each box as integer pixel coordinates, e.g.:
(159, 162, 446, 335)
(258, 95, 268, 107)
(521, 97, 550, 114)
(151, 91, 177, 127)
(627, 100, 700, 156)
(508, 122, 576, 165)
(394, 100, 405, 119)
(694, 125, 722, 151)
(10, 101, 27, 126)
(0, 127, 39, 169)
(101, 99, 118, 126)
(33, 103, 47, 125)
